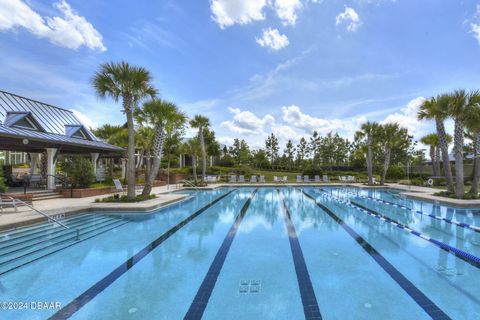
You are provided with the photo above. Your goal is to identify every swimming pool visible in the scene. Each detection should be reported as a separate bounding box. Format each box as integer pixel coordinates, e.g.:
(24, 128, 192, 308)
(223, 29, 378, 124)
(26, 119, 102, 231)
(1, 187, 479, 319)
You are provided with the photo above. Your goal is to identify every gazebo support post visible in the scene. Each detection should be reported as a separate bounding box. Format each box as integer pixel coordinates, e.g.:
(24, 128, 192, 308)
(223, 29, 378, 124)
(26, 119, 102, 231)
(46, 148, 58, 190)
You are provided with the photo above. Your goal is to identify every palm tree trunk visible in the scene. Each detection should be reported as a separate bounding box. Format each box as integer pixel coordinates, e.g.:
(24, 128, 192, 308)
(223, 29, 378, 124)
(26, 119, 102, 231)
(145, 150, 151, 184)
(142, 125, 165, 196)
(470, 132, 480, 195)
(434, 147, 441, 177)
(381, 148, 391, 185)
(367, 136, 373, 185)
(124, 96, 136, 200)
(192, 155, 198, 184)
(436, 118, 454, 193)
(199, 129, 206, 183)
(429, 146, 438, 177)
(453, 119, 464, 198)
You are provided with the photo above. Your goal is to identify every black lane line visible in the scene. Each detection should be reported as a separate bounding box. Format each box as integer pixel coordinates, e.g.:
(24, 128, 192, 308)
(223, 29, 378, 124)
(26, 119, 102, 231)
(184, 189, 258, 320)
(49, 189, 237, 320)
(349, 200, 480, 270)
(302, 190, 452, 320)
(277, 190, 323, 320)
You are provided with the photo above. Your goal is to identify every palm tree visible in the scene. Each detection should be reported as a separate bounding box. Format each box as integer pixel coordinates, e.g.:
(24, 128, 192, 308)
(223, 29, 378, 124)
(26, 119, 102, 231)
(420, 133, 440, 177)
(93, 61, 157, 199)
(181, 138, 201, 184)
(379, 123, 407, 185)
(93, 124, 129, 178)
(418, 95, 455, 194)
(135, 99, 186, 195)
(355, 121, 380, 185)
(190, 115, 210, 183)
(135, 127, 154, 179)
(464, 97, 480, 196)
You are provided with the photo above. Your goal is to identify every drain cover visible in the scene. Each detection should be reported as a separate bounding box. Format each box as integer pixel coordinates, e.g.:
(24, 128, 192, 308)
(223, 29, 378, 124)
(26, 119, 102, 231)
(239, 279, 262, 294)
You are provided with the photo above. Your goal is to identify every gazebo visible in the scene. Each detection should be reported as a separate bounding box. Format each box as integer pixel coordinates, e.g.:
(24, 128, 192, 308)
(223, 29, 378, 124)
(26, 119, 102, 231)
(0, 90, 124, 190)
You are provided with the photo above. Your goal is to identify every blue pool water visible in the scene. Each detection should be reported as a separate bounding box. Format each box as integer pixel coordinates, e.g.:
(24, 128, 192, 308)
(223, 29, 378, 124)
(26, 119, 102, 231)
(1, 187, 479, 319)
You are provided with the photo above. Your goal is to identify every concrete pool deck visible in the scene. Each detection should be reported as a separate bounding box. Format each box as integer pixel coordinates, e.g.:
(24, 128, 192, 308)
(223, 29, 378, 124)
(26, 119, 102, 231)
(1, 182, 478, 231)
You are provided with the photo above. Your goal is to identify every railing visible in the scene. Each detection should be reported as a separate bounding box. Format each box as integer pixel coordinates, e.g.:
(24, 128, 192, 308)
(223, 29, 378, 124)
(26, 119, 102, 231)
(2, 195, 80, 240)
(177, 180, 201, 192)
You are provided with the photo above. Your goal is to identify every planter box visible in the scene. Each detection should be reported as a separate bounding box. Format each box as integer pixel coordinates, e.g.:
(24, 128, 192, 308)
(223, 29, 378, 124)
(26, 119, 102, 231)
(158, 172, 189, 184)
(58, 180, 166, 198)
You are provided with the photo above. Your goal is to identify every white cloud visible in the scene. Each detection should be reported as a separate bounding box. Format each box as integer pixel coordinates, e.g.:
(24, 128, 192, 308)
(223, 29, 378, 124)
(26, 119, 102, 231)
(71, 109, 98, 129)
(274, 0, 303, 26)
(282, 105, 366, 137)
(470, 5, 480, 44)
(220, 107, 275, 135)
(380, 97, 428, 137)
(210, 0, 268, 29)
(0, 0, 106, 51)
(256, 28, 290, 50)
(336, 7, 362, 32)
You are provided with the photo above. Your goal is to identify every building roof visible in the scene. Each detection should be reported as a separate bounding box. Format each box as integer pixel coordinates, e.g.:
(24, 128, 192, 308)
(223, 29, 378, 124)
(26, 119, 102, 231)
(0, 90, 124, 154)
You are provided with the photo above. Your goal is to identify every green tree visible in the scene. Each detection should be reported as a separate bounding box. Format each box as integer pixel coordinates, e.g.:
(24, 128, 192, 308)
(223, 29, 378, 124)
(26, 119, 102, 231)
(190, 115, 210, 182)
(181, 138, 201, 184)
(418, 95, 455, 193)
(465, 102, 480, 196)
(265, 133, 279, 167)
(0, 167, 6, 193)
(135, 99, 186, 195)
(252, 149, 269, 169)
(420, 133, 440, 177)
(61, 158, 96, 188)
(355, 121, 381, 185)
(93, 124, 129, 179)
(93, 61, 157, 199)
(378, 123, 410, 185)
(283, 140, 295, 170)
(296, 137, 308, 169)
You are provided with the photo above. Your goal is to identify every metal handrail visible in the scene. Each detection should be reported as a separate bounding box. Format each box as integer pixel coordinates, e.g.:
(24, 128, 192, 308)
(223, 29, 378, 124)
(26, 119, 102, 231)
(177, 180, 201, 192)
(2, 195, 80, 240)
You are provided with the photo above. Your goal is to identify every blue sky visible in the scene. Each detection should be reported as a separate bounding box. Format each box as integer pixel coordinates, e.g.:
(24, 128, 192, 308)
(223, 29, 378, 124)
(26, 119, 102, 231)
(1, 0, 480, 148)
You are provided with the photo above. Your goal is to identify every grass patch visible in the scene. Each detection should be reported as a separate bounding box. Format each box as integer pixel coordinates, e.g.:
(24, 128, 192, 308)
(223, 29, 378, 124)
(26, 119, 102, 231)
(95, 194, 156, 203)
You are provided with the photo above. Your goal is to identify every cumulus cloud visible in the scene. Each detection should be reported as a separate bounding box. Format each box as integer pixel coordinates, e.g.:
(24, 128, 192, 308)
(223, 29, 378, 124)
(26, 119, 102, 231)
(336, 7, 362, 32)
(210, 0, 268, 29)
(380, 97, 429, 137)
(0, 0, 106, 51)
(210, 0, 305, 28)
(274, 0, 303, 26)
(71, 109, 98, 129)
(256, 28, 290, 50)
(220, 107, 275, 135)
(470, 5, 480, 44)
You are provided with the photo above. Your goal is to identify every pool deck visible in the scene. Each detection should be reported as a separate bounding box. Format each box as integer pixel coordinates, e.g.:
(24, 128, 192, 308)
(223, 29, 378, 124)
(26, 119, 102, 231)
(1, 182, 479, 232)
(0, 185, 190, 231)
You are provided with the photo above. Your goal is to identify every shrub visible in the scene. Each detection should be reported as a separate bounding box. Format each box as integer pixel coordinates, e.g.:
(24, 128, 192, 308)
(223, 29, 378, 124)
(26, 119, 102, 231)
(95, 194, 156, 203)
(0, 168, 6, 193)
(386, 165, 406, 180)
(61, 158, 96, 188)
(216, 155, 235, 167)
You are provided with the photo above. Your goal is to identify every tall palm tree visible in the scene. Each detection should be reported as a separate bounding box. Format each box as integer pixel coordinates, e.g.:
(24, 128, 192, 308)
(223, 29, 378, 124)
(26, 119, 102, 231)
(418, 95, 455, 193)
(420, 133, 440, 177)
(93, 61, 157, 199)
(181, 138, 201, 184)
(356, 121, 380, 185)
(135, 99, 186, 195)
(379, 123, 406, 185)
(464, 97, 480, 196)
(190, 115, 210, 183)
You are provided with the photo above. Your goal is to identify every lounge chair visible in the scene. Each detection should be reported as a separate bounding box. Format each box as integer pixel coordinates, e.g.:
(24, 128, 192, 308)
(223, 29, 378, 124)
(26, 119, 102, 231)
(322, 175, 329, 183)
(372, 177, 378, 185)
(283, 176, 288, 183)
(239, 175, 245, 183)
(0, 195, 19, 212)
(296, 175, 302, 183)
(273, 176, 279, 183)
(250, 175, 257, 183)
(314, 175, 320, 182)
(303, 175, 310, 183)
(113, 179, 127, 195)
(229, 175, 237, 183)
(259, 176, 265, 183)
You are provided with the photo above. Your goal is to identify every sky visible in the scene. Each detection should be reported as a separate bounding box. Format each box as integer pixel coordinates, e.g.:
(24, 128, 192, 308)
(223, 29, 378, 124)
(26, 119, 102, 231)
(1, 0, 480, 150)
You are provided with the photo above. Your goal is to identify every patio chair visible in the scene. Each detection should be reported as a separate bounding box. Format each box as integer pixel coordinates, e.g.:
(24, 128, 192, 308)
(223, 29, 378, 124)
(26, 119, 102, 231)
(229, 175, 237, 183)
(113, 179, 127, 195)
(273, 176, 279, 183)
(322, 175, 329, 183)
(250, 175, 257, 183)
(296, 175, 302, 183)
(259, 176, 265, 183)
(28, 174, 42, 187)
(239, 175, 245, 183)
(303, 175, 310, 183)
(282, 176, 288, 183)
(314, 175, 320, 183)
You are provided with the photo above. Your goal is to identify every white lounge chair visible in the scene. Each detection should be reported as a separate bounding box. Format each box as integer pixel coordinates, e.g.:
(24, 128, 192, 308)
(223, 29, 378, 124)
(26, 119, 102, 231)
(283, 176, 288, 183)
(323, 175, 329, 183)
(303, 175, 310, 183)
(259, 176, 265, 183)
(273, 176, 279, 183)
(314, 175, 320, 182)
(250, 175, 257, 183)
(229, 175, 237, 183)
(239, 175, 245, 183)
(0, 196, 18, 212)
(296, 175, 302, 183)
(113, 179, 127, 194)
